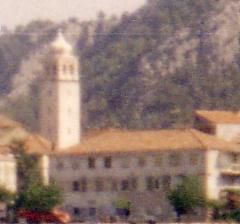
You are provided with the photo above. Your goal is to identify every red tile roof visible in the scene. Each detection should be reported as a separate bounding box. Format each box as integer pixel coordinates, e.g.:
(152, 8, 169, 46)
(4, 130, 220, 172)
(53, 128, 240, 156)
(196, 110, 240, 124)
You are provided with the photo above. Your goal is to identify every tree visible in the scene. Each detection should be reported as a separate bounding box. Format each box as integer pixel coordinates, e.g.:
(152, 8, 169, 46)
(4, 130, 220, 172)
(16, 183, 63, 212)
(208, 199, 226, 220)
(0, 186, 14, 205)
(10, 140, 63, 213)
(10, 140, 42, 192)
(0, 186, 15, 223)
(168, 175, 206, 221)
(209, 190, 240, 222)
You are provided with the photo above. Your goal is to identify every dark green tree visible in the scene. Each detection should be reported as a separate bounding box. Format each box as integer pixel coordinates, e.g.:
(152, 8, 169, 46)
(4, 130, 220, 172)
(0, 186, 14, 205)
(10, 140, 63, 213)
(16, 183, 63, 212)
(0, 186, 15, 223)
(168, 175, 206, 221)
(10, 141, 42, 192)
(209, 190, 240, 222)
(208, 199, 227, 221)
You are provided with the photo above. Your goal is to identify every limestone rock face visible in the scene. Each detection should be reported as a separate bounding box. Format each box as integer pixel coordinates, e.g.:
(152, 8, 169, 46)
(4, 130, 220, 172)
(140, 0, 240, 78)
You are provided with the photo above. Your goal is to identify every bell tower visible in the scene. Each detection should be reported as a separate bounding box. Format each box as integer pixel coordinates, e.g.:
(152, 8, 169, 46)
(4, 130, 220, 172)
(40, 31, 80, 149)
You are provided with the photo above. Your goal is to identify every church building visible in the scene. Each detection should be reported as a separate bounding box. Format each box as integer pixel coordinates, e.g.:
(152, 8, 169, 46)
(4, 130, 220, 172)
(40, 31, 240, 223)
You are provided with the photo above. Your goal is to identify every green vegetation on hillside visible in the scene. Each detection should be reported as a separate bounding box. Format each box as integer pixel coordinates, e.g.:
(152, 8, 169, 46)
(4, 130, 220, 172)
(80, 0, 240, 129)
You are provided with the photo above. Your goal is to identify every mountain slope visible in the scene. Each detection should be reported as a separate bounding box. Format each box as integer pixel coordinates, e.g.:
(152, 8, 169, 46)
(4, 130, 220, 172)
(81, 0, 240, 129)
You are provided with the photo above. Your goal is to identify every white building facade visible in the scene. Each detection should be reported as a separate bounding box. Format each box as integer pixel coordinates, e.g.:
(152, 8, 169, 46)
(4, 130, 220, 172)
(49, 129, 240, 222)
(0, 147, 16, 193)
(0, 152, 16, 193)
(195, 110, 240, 142)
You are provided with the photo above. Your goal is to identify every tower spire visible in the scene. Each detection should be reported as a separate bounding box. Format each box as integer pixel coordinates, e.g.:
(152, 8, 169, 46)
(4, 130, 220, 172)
(40, 30, 81, 150)
(50, 30, 72, 54)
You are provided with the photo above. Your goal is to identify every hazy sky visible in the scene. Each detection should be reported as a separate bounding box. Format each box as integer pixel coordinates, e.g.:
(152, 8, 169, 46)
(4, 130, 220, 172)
(0, 0, 146, 29)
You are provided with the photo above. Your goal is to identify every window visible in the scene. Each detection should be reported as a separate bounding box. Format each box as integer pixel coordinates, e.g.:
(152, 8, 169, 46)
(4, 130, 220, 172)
(221, 175, 236, 186)
(70, 64, 74, 74)
(155, 155, 162, 166)
(80, 178, 88, 192)
(78, 208, 87, 216)
(169, 153, 181, 166)
(104, 156, 112, 168)
(72, 181, 79, 191)
(89, 208, 96, 216)
(95, 178, 104, 192)
(56, 160, 64, 170)
(145, 176, 159, 191)
(162, 175, 171, 192)
(232, 153, 239, 163)
(121, 180, 129, 191)
(190, 153, 198, 165)
(138, 157, 146, 167)
(73, 207, 80, 216)
(155, 179, 160, 189)
(146, 176, 154, 191)
(88, 157, 95, 169)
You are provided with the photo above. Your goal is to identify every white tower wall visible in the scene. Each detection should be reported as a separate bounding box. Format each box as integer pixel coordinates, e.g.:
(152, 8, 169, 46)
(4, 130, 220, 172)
(58, 81, 80, 148)
(40, 31, 80, 150)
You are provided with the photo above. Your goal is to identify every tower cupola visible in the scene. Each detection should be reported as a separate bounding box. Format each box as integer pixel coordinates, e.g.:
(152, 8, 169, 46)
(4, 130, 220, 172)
(50, 30, 72, 54)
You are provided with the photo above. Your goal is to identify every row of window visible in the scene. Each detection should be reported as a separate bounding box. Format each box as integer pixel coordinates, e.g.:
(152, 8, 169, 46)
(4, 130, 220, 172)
(72, 206, 130, 218)
(56, 152, 199, 170)
(221, 175, 240, 186)
(73, 207, 96, 217)
(72, 206, 129, 217)
(71, 175, 176, 193)
(51, 64, 75, 75)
